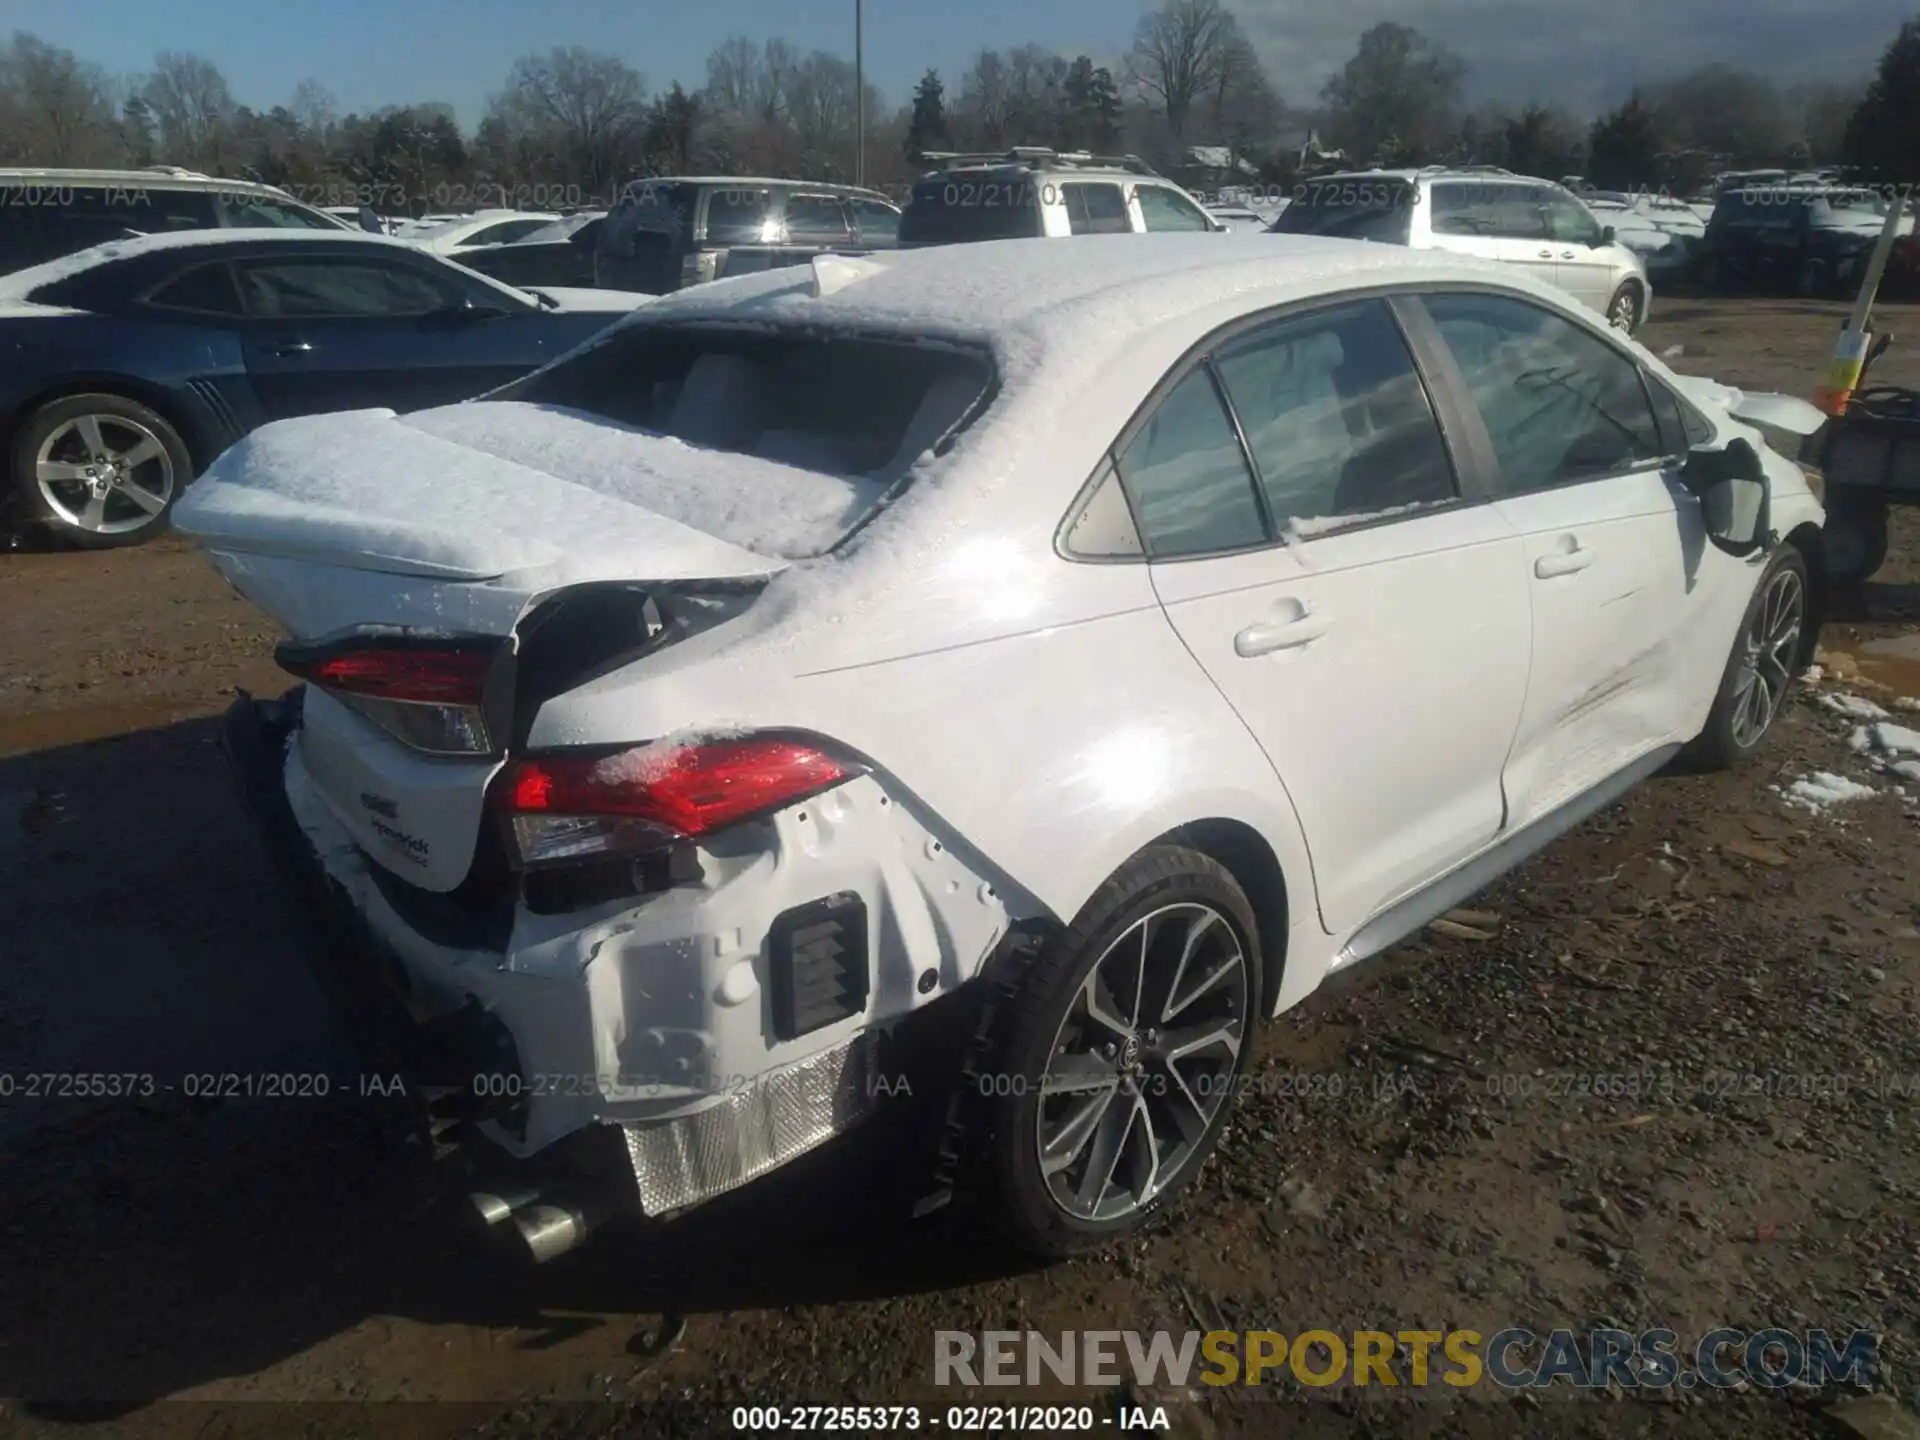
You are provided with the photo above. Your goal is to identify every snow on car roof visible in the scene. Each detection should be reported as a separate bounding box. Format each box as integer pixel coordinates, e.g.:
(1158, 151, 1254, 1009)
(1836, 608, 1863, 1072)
(620, 232, 1518, 358)
(0, 227, 429, 302)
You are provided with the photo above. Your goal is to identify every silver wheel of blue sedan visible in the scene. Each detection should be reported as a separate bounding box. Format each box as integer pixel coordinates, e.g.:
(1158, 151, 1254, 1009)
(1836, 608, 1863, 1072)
(35, 413, 176, 538)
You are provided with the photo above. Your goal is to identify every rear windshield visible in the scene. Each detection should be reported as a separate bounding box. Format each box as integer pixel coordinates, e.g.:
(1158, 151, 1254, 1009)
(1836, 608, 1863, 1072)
(899, 173, 1045, 244)
(1269, 179, 1414, 242)
(499, 325, 995, 556)
(615, 182, 695, 235)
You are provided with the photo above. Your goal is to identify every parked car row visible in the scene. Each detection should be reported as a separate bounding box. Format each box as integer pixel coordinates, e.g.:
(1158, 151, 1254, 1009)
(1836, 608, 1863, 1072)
(1, 154, 1665, 552)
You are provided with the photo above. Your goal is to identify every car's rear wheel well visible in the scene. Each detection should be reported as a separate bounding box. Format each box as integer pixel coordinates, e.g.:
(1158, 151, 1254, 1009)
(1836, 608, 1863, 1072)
(1784, 520, 1826, 667)
(1160, 818, 1289, 1018)
(3, 377, 217, 479)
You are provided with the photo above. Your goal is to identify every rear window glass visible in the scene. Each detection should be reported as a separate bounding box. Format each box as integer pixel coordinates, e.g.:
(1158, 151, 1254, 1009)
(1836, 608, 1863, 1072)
(501, 325, 996, 556)
(146, 261, 244, 315)
(899, 173, 1044, 244)
(23, 185, 219, 261)
(1270, 179, 1414, 243)
(616, 182, 694, 234)
(704, 188, 774, 244)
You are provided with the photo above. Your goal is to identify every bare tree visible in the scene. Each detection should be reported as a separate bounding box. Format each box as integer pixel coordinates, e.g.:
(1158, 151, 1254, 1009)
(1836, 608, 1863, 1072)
(1206, 31, 1281, 155)
(0, 33, 121, 165)
(956, 49, 1014, 149)
(499, 46, 646, 194)
(288, 78, 338, 139)
(143, 51, 236, 170)
(1128, 0, 1240, 144)
(1642, 64, 1788, 167)
(1321, 22, 1465, 163)
(704, 36, 761, 115)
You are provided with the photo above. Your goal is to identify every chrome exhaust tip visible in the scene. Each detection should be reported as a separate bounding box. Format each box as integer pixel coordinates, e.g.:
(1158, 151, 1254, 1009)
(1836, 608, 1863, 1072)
(469, 1186, 543, 1228)
(510, 1197, 604, 1263)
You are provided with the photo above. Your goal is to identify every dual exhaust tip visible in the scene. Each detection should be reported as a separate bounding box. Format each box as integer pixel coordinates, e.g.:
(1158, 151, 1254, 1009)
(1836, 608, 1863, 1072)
(470, 1184, 607, 1263)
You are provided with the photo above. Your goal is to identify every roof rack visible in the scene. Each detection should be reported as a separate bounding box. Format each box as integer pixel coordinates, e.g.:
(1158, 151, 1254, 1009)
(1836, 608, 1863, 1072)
(142, 164, 212, 179)
(912, 147, 1160, 177)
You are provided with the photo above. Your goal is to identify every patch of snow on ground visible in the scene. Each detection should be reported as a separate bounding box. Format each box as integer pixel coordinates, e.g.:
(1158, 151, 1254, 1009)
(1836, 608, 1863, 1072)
(1893, 760, 1920, 783)
(1780, 771, 1880, 811)
(1820, 692, 1891, 720)
(1800, 664, 1824, 684)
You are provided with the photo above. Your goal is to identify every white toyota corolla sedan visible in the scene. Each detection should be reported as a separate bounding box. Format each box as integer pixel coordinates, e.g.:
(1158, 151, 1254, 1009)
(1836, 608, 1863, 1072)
(176, 233, 1830, 1261)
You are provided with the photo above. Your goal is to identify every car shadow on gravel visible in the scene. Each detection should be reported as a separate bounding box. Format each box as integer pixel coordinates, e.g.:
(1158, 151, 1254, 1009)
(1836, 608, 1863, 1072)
(0, 719, 1036, 1415)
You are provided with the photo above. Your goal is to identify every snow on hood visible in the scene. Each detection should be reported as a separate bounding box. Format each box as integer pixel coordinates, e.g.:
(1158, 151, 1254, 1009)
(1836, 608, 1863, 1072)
(171, 402, 889, 582)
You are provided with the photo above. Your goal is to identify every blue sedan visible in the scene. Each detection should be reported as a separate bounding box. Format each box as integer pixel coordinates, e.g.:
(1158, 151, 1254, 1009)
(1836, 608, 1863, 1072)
(0, 230, 650, 548)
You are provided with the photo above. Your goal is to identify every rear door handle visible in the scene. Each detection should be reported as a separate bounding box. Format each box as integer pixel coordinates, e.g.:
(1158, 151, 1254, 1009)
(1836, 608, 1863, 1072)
(270, 340, 313, 356)
(1235, 612, 1333, 657)
(1535, 548, 1595, 579)
(1538, 249, 1554, 258)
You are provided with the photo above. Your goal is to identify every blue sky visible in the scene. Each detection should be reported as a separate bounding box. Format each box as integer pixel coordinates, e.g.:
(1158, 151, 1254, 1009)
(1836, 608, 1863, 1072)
(2, 0, 1910, 124)
(2, 0, 1132, 123)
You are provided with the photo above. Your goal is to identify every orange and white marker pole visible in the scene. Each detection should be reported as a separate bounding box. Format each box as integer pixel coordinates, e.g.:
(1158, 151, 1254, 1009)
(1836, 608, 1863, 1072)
(1815, 196, 1909, 416)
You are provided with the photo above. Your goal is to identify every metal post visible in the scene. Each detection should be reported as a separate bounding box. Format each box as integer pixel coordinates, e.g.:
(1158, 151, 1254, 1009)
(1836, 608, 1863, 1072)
(855, 0, 865, 188)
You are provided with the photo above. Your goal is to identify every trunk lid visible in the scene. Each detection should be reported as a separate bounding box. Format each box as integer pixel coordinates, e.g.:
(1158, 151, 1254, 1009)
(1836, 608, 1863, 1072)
(174, 404, 803, 892)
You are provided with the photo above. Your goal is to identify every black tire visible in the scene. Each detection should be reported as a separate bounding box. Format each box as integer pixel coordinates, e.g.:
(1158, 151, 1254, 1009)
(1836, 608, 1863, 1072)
(1605, 281, 1643, 333)
(975, 845, 1261, 1259)
(1822, 489, 1890, 587)
(1797, 256, 1831, 299)
(8, 392, 192, 550)
(1684, 546, 1811, 771)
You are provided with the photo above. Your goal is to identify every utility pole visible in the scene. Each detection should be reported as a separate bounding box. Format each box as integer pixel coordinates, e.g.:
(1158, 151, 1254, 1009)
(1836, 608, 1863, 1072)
(855, 0, 865, 187)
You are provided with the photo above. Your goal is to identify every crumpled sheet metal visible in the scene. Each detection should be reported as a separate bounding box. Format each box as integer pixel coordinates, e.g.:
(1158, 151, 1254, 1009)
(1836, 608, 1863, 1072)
(621, 1032, 878, 1215)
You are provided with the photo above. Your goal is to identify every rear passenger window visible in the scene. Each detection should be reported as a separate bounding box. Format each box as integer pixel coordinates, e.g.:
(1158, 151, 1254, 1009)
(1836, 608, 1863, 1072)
(146, 262, 243, 316)
(705, 189, 773, 244)
(1424, 292, 1665, 493)
(1063, 183, 1132, 236)
(1135, 185, 1212, 232)
(1213, 300, 1457, 533)
(1114, 369, 1265, 557)
(782, 195, 851, 243)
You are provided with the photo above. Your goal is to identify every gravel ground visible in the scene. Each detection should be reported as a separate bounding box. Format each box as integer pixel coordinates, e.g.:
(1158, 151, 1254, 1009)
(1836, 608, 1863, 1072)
(1, 298, 1918, 1440)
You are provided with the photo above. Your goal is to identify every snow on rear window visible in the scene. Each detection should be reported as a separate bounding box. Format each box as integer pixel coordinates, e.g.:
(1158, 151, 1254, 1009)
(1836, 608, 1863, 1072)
(494, 323, 994, 553)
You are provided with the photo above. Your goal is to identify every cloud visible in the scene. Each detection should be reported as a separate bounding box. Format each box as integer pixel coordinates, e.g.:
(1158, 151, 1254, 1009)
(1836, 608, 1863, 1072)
(1230, 0, 1908, 114)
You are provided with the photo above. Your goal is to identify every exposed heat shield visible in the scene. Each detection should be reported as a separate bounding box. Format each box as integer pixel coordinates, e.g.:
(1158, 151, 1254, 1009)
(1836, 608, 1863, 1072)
(622, 1032, 879, 1215)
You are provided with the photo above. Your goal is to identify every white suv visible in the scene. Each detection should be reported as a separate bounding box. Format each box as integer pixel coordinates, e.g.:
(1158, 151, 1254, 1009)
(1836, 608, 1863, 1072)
(1274, 166, 1653, 332)
(182, 234, 1822, 1262)
(898, 147, 1225, 244)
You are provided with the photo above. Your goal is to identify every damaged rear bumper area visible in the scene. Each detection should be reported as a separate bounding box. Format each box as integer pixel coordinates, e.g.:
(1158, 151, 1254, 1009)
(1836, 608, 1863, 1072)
(221, 688, 1012, 1258)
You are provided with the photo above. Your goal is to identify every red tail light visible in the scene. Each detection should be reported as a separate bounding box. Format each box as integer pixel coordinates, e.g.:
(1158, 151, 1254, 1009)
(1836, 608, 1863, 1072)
(276, 639, 501, 757)
(280, 646, 491, 704)
(496, 736, 858, 866)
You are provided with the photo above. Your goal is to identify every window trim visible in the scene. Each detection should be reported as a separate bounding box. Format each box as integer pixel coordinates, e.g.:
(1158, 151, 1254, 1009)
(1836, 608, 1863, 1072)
(1134, 183, 1214, 233)
(1055, 283, 1487, 566)
(1402, 285, 1677, 499)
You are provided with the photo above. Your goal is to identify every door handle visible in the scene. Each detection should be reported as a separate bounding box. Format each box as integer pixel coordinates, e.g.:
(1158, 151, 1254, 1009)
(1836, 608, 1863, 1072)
(1559, 249, 1577, 258)
(1534, 548, 1595, 579)
(270, 340, 313, 356)
(1235, 611, 1333, 657)
(1538, 249, 1554, 258)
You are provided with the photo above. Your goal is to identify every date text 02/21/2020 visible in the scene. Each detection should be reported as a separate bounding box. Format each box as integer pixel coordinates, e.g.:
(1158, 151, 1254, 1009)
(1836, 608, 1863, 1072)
(728, 1405, 1166, 1432)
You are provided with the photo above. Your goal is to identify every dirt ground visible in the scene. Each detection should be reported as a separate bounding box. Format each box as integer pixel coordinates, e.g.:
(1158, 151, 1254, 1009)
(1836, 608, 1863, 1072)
(2, 298, 1919, 1440)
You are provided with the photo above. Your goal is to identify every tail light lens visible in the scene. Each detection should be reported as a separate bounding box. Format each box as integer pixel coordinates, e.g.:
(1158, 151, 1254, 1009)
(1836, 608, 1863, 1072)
(277, 638, 502, 756)
(495, 735, 859, 867)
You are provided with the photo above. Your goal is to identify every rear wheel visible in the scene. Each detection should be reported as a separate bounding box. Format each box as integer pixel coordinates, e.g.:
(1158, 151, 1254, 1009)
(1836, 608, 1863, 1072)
(1606, 282, 1643, 333)
(1685, 547, 1809, 770)
(9, 393, 190, 549)
(1797, 256, 1832, 298)
(977, 845, 1259, 1258)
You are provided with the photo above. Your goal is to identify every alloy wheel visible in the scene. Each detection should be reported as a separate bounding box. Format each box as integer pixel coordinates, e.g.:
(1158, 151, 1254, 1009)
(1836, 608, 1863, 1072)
(1609, 288, 1639, 331)
(1036, 902, 1249, 1224)
(34, 413, 175, 537)
(1729, 566, 1805, 749)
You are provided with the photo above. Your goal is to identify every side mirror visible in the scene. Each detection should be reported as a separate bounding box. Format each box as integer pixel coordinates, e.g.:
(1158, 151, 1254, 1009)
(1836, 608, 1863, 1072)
(357, 205, 384, 234)
(1597, 225, 1616, 246)
(1680, 438, 1771, 558)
